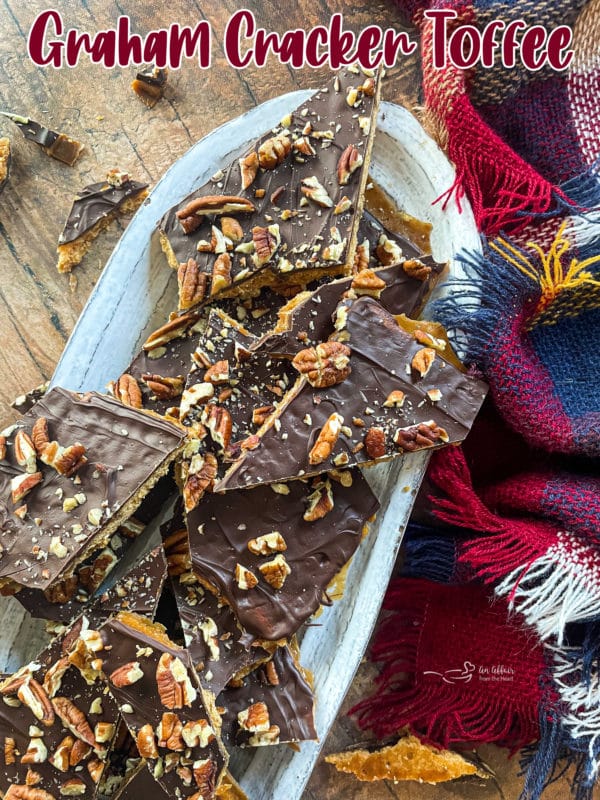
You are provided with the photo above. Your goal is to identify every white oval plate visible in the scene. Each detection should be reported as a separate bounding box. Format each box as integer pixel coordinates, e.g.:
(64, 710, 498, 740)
(1, 92, 480, 798)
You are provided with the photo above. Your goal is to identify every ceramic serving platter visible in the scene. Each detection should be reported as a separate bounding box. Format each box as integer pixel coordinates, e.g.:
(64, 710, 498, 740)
(0, 91, 480, 799)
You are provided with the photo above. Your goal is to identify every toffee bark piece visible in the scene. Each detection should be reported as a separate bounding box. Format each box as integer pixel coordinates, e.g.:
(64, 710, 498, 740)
(187, 470, 379, 640)
(11, 381, 49, 414)
(0, 111, 84, 165)
(218, 642, 316, 748)
(96, 611, 228, 800)
(131, 66, 168, 108)
(216, 297, 488, 491)
(0, 137, 10, 193)
(158, 66, 382, 305)
(0, 388, 185, 592)
(111, 761, 248, 800)
(325, 734, 486, 783)
(57, 172, 149, 273)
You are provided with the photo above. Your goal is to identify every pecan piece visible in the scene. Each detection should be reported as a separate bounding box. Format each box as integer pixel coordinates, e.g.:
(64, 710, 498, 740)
(203, 360, 229, 385)
(252, 224, 280, 266)
(292, 341, 351, 389)
(10, 472, 43, 505)
(43, 656, 70, 698)
(0, 435, 6, 461)
(252, 405, 274, 426)
(202, 404, 232, 451)
(4, 786, 56, 800)
(108, 374, 142, 409)
(18, 679, 55, 727)
(192, 758, 216, 797)
(309, 412, 344, 465)
(221, 216, 243, 242)
(301, 176, 333, 208)
(69, 739, 91, 767)
(157, 712, 184, 751)
(156, 653, 197, 709)
(42, 443, 87, 478)
(87, 759, 104, 784)
(364, 427, 386, 459)
(258, 133, 291, 169)
(5, 736, 16, 765)
(49, 735, 74, 772)
(14, 430, 37, 473)
(43, 577, 78, 605)
(136, 724, 158, 759)
(182, 719, 214, 748)
(141, 373, 184, 401)
(351, 269, 386, 299)
(238, 701, 270, 732)
(143, 312, 197, 351)
(403, 258, 432, 281)
(394, 421, 449, 452)
(31, 418, 49, 456)
(58, 778, 86, 796)
(51, 697, 96, 747)
(109, 662, 144, 688)
(178, 258, 207, 310)
(337, 145, 363, 185)
(383, 390, 405, 408)
(303, 479, 334, 521)
(376, 234, 403, 266)
(239, 151, 259, 190)
(235, 563, 258, 590)
(259, 554, 291, 589)
(183, 452, 218, 511)
(411, 347, 436, 377)
(247, 531, 286, 555)
(177, 195, 256, 234)
(21, 738, 47, 764)
(211, 252, 232, 296)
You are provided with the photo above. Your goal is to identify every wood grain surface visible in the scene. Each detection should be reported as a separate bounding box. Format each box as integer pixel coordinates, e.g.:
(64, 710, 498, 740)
(0, 1, 589, 799)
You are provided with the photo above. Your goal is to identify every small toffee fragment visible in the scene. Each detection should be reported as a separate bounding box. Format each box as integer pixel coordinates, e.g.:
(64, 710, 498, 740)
(0, 111, 84, 166)
(132, 66, 168, 108)
(0, 137, 10, 193)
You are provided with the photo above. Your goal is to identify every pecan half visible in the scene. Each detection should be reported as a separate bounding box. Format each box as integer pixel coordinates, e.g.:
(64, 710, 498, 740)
(177, 196, 256, 234)
(109, 374, 142, 409)
(211, 253, 232, 296)
(192, 758, 216, 797)
(292, 342, 351, 388)
(258, 133, 291, 169)
(10, 472, 43, 505)
(183, 452, 218, 511)
(303, 480, 334, 521)
(142, 312, 197, 351)
(221, 217, 243, 242)
(141, 373, 184, 401)
(259, 554, 291, 589)
(136, 724, 158, 759)
(31, 418, 49, 456)
(301, 176, 333, 208)
(157, 711, 184, 751)
(51, 697, 96, 747)
(364, 427, 386, 459)
(109, 662, 144, 688)
(178, 258, 207, 309)
(239, 151, 259, 190)
(156, 653, 197, 709)
(4, 786, 56, 800)
(252, 224, 280, 266)
(411, 347, 436, 377)
(351, 269, 386, 299)
(394, 421, 449, 451)
(309, 412, 344, 465)
(14, 430, 37, 473)
(337, 145, 363, 185)
(202, 404, 232, 451)
(403, 258, 432, 281)
(18, 679, 55, 727)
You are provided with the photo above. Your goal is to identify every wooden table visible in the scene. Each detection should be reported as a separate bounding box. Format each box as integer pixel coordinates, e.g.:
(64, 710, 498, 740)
(0, 1, 584, 798)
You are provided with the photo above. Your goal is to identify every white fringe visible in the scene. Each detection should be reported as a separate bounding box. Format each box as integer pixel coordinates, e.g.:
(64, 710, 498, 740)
(495, 532, 600, 645)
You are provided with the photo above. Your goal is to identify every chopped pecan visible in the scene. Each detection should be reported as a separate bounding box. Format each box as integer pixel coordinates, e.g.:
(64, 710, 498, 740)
(21, 738, 47, 764)
(252, 405, 274, 426)
(337, 145, 363, 185)
(109, 662, 144, 688)
(4, 736, 16, 765)
(376, 234, 403, 266)
(25, 770, 42, 787)
(292, 341, 351, 389)
(303, 479, 334, 521)
(87, 759, 104, 784)
(301, 176, 333, 208)
(252, 224, 280, 266)
(394, 421, 449, 452)
(156, 653, 197, 709)
(108, 374, 142, 409)
(43, 656, 70, 698)
(182, 719, 214, 748)
(140, 373, 184, 402)
(402, 258, 432, 281)
(411, 347, 436, 377)
(265, 660, 280, 686)
(142, 313, 196, 351)
(43, 577, 78, 605)
(69, 739, 91, 768)
(293, 136, 316, 157)
(192, 758, 216, 797)
(136, 724, 158, 759)
(18, 679, 55, 727)
(353, 239, 370, 273)
(351, 269, 386, 299)
(0, 435, 6, 460)
(14, 430, 37, 473)
(211, 253, 232, 296)
(383, 390, 405, 408)
(360, 76, 376, 96)
(364, 427, 386, 459)
(49, 735, 74, 772)
(183, 452, 218, 511)
(10, 472, 43, 505)
(235, 563, 258, 590)
(247, 531, 286, 555)
(238, 701, 270, 733)
(157, 712, 184, 751)
(51, 697, 96, 747)
(203, 360, 229, 385)
(239, 151, 259, 190)
(178, 258, 207, 309)
(333, 196, 352, 215)
(94, 721, 115, 744)
(177, 195, 255, 234)
(4, 786, 56, 800)
(309, 412, 344, 465)
(202, 404, 232, 451)
(258, 133, 291, 169)
(31, 418, 49, 456)
(259, 554, 291, 590)
(58, 778, 86, 796)
(221, 216, 243, 242)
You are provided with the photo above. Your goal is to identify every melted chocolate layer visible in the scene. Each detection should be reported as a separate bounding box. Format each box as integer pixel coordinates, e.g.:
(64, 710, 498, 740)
(59, 179, 148, 244)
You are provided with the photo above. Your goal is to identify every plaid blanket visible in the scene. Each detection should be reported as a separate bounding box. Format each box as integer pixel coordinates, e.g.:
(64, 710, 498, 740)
(359, 0, 600, 797)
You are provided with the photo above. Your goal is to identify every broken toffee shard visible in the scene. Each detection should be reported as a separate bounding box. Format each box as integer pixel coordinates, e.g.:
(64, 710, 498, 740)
(0, 387, 185, 592)
(132, 66, 169, 107)
(158, 66, 382, 306)
(57, 170, 149, 273)
(0, 111, 84, 165)
(187, 470, 379, 641)
(0, 137, 10, 194)
(216, 296, 488, 491)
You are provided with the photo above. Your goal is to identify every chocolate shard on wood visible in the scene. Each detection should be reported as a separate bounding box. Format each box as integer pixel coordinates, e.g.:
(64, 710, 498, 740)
(0, 137, 10, 194)
(158, 66, 382, 306)
(57, 170, 148, 273)
(216, 296, 488, 491)
(218, 642, 316, 749)
(0, 111, 84, 165)
(94, 611, 229, 799)
(11, 381, 49, 414)
(0, 387, 185, 592)
(187, 470, 379, 640)
(131, 66, 168, 108)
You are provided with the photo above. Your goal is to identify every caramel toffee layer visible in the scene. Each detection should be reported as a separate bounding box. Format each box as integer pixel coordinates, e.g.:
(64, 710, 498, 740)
(98, 613, 228, 800)
(0, 111, 84, 166)
(218, 644, 316, 749)
(0, 388, 185, 591)
(217, 297, 488, 491)
(187, 470, 379, 640)
(159, 66, 381, 303)
(58, 178, 148, 245)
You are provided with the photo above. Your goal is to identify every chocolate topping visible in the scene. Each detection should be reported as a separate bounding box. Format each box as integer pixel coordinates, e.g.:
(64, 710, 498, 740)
(187, 470, 379, 640)
(0, 388, 185, 591)
(216, 297, 488, 491)
(0, 111, 84, 165)
(58, 178, 148, 245)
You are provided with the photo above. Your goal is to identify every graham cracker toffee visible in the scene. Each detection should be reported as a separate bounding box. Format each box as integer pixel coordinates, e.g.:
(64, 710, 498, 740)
(158, 66, 382, 307)
(0, 111, 84, 166)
